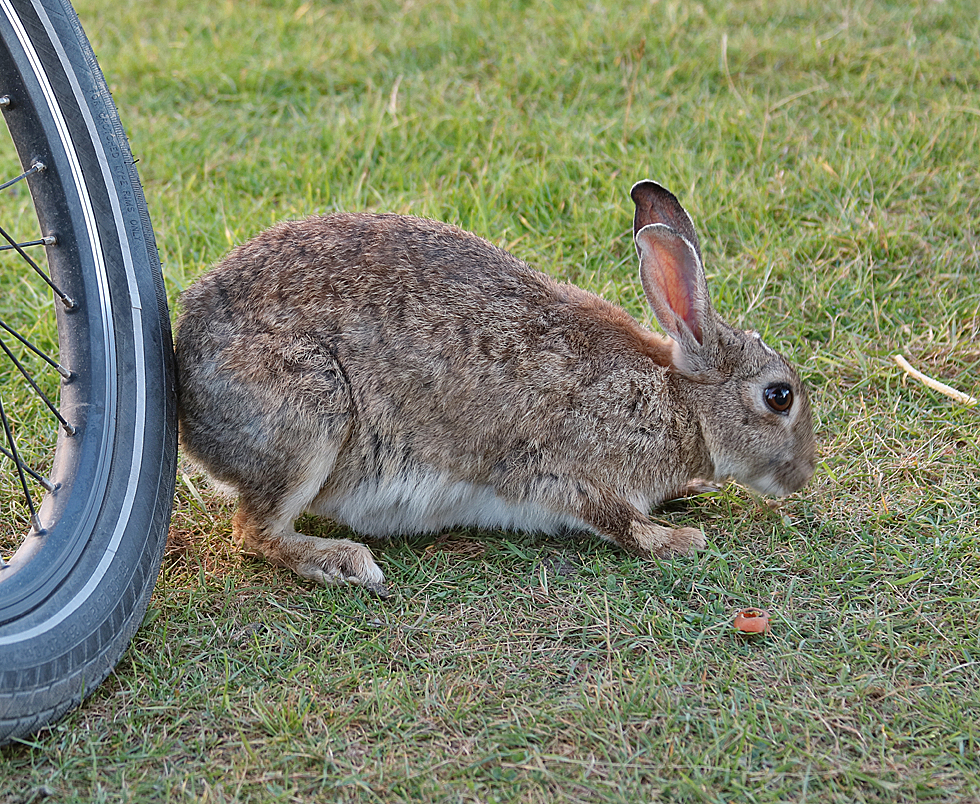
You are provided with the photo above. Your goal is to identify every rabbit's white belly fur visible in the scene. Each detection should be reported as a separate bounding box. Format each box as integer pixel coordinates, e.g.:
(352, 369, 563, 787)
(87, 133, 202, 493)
(313, 468, 588, 538)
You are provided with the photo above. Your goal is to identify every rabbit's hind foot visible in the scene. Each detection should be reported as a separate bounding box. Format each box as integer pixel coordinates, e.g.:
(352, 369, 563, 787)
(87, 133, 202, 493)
(233, 507, 388, 598)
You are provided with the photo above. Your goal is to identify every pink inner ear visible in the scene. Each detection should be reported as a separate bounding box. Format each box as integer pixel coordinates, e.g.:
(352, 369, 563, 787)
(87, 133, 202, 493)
(646, 235, 703, 344)
(661, 268, 702, 344)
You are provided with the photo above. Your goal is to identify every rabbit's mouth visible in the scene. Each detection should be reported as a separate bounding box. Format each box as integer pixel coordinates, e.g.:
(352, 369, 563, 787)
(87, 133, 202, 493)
(713, 451, 815, 499)
(743, 457, 816, 498)
(744, 472, 798, 498)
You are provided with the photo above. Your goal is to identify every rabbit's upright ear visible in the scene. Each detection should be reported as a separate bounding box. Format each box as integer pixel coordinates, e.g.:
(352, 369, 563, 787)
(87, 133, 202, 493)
(634, 223, 715, 352)
(630, 180, 702, 263)
(631, 182, 716, 364)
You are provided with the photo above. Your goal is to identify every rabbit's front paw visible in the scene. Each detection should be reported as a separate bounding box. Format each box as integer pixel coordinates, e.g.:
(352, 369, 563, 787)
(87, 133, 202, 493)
(631, 520, 706, 558)
(676, 479, 722, 498)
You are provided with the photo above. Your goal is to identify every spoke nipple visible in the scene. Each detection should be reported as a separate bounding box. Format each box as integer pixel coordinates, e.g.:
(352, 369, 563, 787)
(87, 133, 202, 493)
(63, 423, 77, 437)
(29, 514, 44, 535)
(0, 95, 9, 108)
(58, 365, 73, 380)
(43, 235, 57, 246)
(61, 295, 77, 310)
(31, 160, 45, 173)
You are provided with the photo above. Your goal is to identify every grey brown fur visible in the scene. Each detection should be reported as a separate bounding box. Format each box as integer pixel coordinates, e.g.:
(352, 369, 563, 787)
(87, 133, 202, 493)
(175, 181, 815, 596)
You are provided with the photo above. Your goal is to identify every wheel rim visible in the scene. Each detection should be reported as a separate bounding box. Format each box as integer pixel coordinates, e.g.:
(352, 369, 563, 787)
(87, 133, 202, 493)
(0, 0, 120, 626)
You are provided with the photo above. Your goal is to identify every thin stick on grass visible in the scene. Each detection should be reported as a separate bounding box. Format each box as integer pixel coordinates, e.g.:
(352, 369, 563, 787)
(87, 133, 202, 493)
(893, 354, 978, 407)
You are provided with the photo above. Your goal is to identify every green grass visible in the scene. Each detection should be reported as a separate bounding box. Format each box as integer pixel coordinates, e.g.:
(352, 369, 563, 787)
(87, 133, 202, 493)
(3, 0, 980, 800)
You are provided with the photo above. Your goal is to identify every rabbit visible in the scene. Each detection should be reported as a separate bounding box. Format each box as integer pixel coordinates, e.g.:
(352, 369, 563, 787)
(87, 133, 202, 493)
(174, 181, 816, 598)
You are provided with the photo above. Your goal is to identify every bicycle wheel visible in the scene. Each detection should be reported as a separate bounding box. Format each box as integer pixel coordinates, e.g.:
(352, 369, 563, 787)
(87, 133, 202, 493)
(0, 0, 176, 744)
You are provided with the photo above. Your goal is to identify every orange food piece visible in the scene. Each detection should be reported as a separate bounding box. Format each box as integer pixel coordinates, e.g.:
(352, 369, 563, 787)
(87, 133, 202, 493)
(733, 608, 771, 634)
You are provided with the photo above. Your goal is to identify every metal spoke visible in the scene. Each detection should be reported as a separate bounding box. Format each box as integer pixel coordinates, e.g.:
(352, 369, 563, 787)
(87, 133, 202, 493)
(0, 442, 55, 491)
(0, 316, 71, 379)
(0, 148, 67, 536)
(1, 161, 69, 531)
(0, 334, 75, 435)
(0, 393, 42, 535)
(0, 216, 75, 310)
(0, 158, 45, 193)
(0, 234, 57, 252)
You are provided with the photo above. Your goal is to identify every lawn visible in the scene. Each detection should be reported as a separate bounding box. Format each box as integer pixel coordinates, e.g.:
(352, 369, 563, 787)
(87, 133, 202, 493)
(2, 0, 979, 801)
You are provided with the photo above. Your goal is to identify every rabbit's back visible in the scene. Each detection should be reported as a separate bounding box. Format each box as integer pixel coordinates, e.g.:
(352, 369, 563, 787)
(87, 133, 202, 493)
(179, 213, 660, 370)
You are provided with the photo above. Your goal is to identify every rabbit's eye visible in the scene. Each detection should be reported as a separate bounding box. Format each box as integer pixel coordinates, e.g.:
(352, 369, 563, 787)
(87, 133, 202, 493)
(764, 384, 793, 414)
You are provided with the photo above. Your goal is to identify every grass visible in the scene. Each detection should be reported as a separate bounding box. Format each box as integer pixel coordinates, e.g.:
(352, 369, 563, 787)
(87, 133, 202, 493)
(2, 0, 980, 800)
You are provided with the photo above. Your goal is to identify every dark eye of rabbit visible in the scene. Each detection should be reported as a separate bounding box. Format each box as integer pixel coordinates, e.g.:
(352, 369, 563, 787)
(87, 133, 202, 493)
(763, 384, 794, 414)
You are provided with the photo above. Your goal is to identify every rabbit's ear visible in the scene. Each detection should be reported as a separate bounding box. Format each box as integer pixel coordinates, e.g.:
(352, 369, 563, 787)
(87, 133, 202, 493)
(635, 223, 716, 354)
(630, 180, 702, 263)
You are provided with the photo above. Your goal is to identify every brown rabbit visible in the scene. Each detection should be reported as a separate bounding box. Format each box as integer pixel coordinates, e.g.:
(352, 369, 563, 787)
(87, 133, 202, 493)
(174, 181, 815, 597)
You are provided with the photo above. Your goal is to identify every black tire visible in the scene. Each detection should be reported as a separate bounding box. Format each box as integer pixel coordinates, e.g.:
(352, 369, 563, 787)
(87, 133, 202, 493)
(0, 0, 176, 743)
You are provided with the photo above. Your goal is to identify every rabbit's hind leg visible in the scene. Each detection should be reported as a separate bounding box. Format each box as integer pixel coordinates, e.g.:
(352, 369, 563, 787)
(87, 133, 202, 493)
(235, 500, 387, 596)
(230, 418, 388, 597)
(233, 496, 388, 598)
